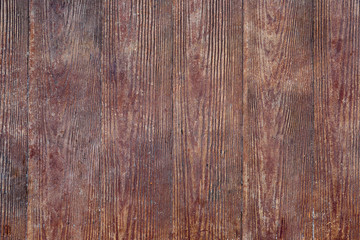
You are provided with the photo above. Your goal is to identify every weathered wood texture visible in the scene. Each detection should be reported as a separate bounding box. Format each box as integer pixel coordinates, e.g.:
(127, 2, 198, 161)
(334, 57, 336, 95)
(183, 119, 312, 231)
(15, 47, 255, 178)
(313, 0, 360, 239)
(243, 0, 314, 239)
(3, 0, 360, 239)
(28, 0, 102, 239)
(172, 0, 243, 238)
(101, 0, 173, 239)
(0, 1, 28, 239)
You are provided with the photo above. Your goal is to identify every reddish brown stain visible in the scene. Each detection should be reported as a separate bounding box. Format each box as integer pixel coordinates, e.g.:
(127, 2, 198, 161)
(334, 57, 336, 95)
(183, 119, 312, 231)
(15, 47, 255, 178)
(2, 0, 360, 239)
(1, 225, 11, 237)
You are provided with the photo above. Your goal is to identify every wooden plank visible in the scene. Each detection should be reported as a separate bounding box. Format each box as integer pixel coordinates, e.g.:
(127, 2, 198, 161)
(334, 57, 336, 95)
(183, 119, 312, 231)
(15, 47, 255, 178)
(0, 1, 28, 239)
(172, 0, 243, 238)
(243, 0, 314, 239)
(313, 1, 360, 239)
(27, 0, 102, 239)
(101, 0, 173, 238)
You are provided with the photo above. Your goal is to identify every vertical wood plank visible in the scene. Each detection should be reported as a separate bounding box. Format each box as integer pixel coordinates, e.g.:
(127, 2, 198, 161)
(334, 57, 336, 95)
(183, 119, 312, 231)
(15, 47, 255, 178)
(0, 1, 28, 239)
(243, 0, 314, 239)
(172, 0, 243, 238)
(27, 0, 102, 239)
(101, 0, 173, 238)
(313, 1, 360, 239)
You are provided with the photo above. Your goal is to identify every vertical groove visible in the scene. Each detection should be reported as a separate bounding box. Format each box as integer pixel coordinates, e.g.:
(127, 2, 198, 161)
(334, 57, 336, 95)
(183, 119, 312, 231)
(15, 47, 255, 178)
(98, 1, 103, 240)
(241, 0, 244, 238)
(26, 0, 31, 239)
(310, 0, 315, 239)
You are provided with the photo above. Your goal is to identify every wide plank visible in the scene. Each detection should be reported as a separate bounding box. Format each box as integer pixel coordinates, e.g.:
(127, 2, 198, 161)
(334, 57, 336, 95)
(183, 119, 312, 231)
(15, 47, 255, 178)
(28, 0, 102, 238)
(172, 0, 243, 238)
(101, 0, 173, 238)
(243, 0, 314, 238)
(313, 0, 360, 239)
(0, 1, 28, 239)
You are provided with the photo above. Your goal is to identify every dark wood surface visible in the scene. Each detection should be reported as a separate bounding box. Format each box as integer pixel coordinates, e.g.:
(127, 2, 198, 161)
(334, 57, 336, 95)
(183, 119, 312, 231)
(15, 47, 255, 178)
(0, 1, 28, 239)
(1, 0, 359, 239)
(313, 1, 360, 239)
(28, 0, 102, 239)
(243, 0, 314, 239)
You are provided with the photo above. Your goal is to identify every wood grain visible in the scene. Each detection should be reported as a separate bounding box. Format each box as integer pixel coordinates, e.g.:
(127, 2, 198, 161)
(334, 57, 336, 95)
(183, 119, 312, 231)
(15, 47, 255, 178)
(172, 0, 243, 238)
(313, 0, 360, 239)
(27, 0, 102, 239)
(3, 0, 360, 239)
(0, 1, 28, 239)
(243, 0, 314, 239)
(101, 0, 173, 239)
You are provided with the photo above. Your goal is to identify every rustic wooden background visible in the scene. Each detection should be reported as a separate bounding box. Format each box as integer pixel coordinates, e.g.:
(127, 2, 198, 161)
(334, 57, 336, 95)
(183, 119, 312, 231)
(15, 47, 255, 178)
(1, 0, 359, 239)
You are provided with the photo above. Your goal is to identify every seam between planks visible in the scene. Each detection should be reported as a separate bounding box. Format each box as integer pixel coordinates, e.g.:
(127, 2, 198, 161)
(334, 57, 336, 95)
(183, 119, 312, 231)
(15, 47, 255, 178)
(310, 0, 315, 239)
(25, 0, 30, 239)
(241, 0, 244, 238)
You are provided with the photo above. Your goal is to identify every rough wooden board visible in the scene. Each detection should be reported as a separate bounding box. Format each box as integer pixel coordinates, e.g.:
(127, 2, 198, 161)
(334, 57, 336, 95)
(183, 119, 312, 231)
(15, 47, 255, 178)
(172, 0, 243, 238)
(101, 0, 173, 238)
(243, 0, 314, 238)
(27, 0, 102, 238)
(0, 1, 28, 239)
(313, 0, 360, 239)
(3, 0, 360, 239)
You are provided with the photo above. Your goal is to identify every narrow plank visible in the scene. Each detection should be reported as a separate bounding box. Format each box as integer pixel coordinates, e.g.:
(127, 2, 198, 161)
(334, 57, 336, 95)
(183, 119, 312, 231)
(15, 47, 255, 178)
(101, 0, 173, 238)
(27, 0, 102, 239)
(243, 0, 314, 239)
(0, 1, 28, 239)
(172, 0, 243, 238)
(313, 1, 360, 239)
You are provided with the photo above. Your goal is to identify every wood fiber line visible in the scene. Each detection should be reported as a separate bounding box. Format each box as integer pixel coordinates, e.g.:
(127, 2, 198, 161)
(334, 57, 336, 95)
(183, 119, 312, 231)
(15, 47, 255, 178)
(27, 0, 102, 239)
(172, 0, 243, 238)
(6, 0, 360, 239)
(0, 1, 28, 239)
(313, 0, 360, 239)
(101, 0, 173, 239)
(243, 0, 314, 239)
